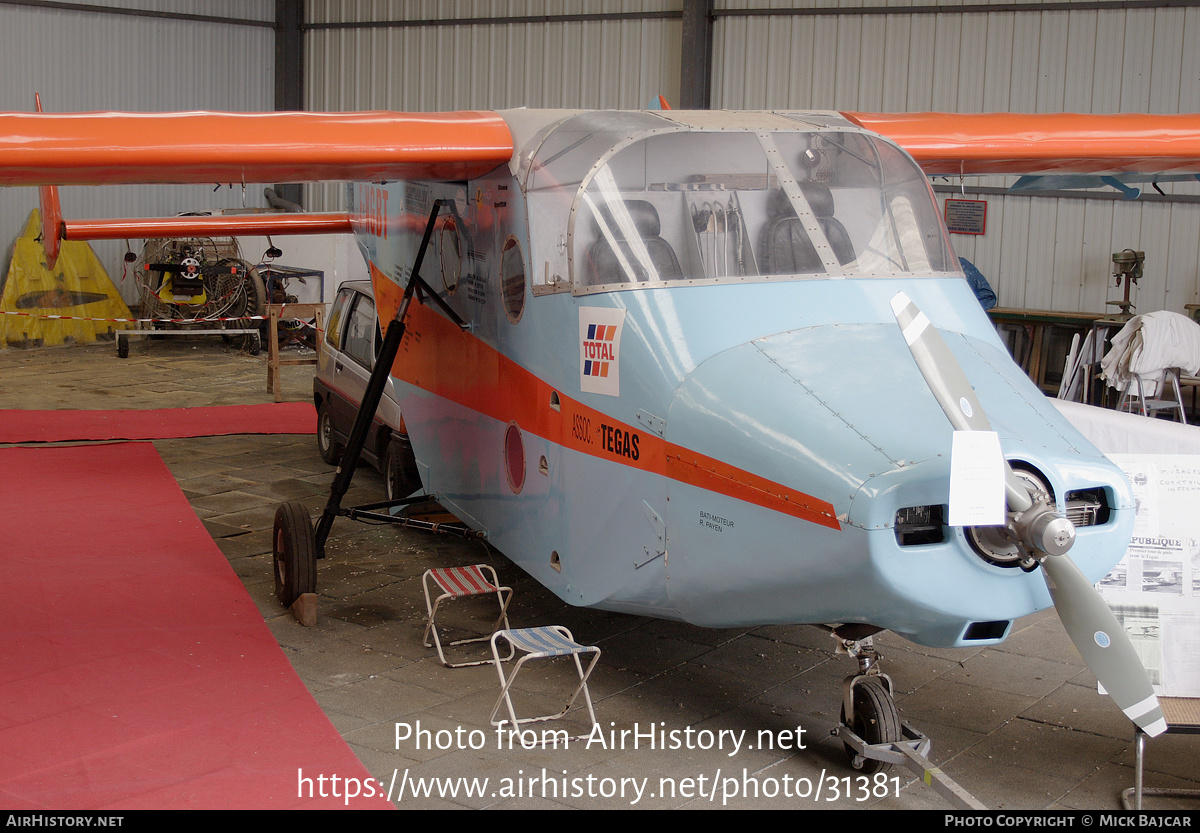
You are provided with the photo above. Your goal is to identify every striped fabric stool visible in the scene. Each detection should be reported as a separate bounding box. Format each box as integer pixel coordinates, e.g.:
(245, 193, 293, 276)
(488, 626, 601, 732)
(422, 565, 513, 668)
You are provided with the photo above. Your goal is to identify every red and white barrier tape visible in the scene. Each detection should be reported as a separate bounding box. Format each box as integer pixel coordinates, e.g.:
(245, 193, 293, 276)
(0, 309, 322, 331)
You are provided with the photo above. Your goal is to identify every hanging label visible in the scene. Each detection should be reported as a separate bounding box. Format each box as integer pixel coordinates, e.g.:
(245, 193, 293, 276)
(949, 430, 1005, 526)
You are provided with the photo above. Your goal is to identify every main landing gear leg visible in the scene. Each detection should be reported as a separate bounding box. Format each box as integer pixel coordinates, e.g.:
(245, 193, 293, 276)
(273, 199, 470, 628)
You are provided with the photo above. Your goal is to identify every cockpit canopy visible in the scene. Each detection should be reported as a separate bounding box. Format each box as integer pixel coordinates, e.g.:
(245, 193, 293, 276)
(520, 111, 958, 293)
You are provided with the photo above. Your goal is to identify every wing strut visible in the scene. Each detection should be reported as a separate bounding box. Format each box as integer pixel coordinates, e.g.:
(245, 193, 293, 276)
(311, 198, 469, 556)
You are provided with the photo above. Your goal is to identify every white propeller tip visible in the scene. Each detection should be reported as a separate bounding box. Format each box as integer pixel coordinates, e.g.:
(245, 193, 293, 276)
(890, 291, 911, 316)
(1124, 694, 1167, 738)
(1143, 717, 1168, 738)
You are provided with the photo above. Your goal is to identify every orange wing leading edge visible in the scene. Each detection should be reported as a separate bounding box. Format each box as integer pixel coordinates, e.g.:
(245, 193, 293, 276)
(3, 108, 514, 267)
(845, 111, 1200, 176)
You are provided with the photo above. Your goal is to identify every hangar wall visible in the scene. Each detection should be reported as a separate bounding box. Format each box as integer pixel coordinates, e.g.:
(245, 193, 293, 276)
(305, 0, 683, 111)
(302, 0, 684, 212)
(0, 0, 276, 304)
(712, 0, 1200, 315)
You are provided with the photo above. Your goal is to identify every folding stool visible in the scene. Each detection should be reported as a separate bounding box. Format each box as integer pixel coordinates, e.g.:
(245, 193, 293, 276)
(487, 625, 601, 732)
(422, 564, 513, 667)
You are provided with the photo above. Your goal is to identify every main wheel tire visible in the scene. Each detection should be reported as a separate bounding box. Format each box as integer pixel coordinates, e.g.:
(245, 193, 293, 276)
(117, 333, 129, 359)
(316, 401, 342, 465)
(273, 501, 316, 608)
(840, 677, 902, 775)
(384, 434, 423, 502)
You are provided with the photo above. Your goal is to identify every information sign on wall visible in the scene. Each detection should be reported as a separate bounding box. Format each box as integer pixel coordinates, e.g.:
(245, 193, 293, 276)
(944, 198, 987, 235)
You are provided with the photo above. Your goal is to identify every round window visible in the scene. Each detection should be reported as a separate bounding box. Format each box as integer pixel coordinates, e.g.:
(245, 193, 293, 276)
(501, 236, 525, 323)
(504, 422, 526, 494)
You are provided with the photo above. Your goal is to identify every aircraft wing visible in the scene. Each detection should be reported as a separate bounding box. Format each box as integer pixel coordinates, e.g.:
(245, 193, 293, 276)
(0, 109, 514, 265)
(0, 110, 513, 186)
(845, 111, 1200, 176)
(9, 108, 1199, 185)
(8, 107, 1200, 265)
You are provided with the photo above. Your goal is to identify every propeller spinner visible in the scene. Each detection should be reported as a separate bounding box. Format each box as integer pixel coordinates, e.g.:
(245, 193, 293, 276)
(890, 291, 1165, 738)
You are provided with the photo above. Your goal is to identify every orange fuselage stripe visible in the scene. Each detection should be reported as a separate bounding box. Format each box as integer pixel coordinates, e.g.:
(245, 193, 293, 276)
(372, 266, 840, 530)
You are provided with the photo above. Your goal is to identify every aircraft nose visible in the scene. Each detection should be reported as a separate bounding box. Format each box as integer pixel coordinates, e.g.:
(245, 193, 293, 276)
(665, 323, 952, 524)
(658, 321, 1129, 636)
(660, 322, 957, 627)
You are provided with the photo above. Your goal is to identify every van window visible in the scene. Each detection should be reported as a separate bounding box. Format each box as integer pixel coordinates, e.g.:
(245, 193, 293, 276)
(325, 288, 351, 351)
(343, 293, 376, 370)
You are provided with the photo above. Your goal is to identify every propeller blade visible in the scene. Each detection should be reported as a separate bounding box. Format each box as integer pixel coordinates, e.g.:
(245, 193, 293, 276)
(890, 291, 1031, 511)
(1041, 554, 1166, 737)
(890, 292, 990, 432)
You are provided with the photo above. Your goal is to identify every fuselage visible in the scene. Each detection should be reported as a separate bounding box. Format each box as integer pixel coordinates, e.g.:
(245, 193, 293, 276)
(350, 110, 1133, 648)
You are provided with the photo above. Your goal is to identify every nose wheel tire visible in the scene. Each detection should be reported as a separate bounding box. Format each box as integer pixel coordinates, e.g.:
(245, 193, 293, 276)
(273, 501, 316, 608)
(840, 677, 902, 775)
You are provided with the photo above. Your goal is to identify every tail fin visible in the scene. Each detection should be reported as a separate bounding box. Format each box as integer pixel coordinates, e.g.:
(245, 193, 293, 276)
(34, 94, 64, 268)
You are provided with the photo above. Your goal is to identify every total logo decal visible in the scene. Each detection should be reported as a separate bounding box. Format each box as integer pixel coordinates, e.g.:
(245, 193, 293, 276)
(579, 307, 625, 397)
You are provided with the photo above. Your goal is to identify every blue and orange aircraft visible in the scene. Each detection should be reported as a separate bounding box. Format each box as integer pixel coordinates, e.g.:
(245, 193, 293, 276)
(7, 105, 1197, 766)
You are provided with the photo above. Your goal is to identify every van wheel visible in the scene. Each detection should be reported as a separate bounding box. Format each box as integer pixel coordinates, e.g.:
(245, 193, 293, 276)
(317, 401, 342, 465)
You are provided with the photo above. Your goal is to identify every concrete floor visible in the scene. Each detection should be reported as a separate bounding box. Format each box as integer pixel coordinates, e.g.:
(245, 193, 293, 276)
(2, 336, 1198, 810)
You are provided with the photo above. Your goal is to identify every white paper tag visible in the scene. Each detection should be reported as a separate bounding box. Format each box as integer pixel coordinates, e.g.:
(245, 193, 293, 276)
(949, 430, 1005, 527)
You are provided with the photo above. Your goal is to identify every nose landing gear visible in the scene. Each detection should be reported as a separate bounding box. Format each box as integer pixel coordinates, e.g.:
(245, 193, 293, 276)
(833, 634, 901, 775)
(827, 629, 987, 809)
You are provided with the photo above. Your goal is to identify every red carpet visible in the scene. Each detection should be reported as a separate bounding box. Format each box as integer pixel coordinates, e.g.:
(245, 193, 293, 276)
(0, 403, 315, 443)
(0, 443, 390, 809)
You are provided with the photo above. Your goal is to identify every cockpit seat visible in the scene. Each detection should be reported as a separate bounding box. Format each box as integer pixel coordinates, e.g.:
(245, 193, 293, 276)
(588, 199, 682, 284)
(764, 211, 822, 275)
(803, 182, 855, 266)
(763, 183, 855, 273)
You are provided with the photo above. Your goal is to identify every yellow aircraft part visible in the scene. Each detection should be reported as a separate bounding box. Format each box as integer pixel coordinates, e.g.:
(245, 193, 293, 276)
(1, 209, 131, 348)
(155, 280, 206, 306)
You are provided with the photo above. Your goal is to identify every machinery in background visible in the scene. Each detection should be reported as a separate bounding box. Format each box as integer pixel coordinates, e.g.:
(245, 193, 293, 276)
(1108, 248, 1145, 321)
(118, 233, 265, 357)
